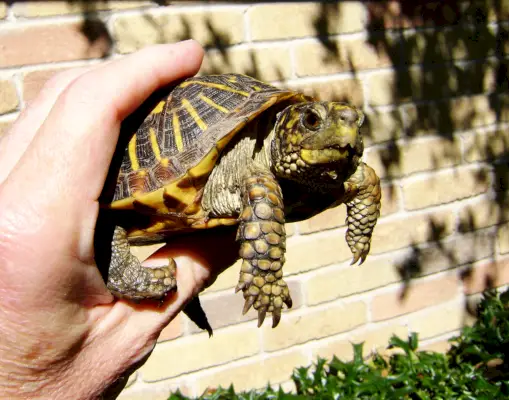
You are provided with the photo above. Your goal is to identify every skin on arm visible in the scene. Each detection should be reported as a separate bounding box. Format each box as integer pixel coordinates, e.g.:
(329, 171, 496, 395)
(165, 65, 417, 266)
(0, 40, 234, 399)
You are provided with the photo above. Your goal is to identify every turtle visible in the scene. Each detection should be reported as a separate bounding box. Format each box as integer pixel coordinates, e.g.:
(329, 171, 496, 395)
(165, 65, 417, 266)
(98, 73, 381, 331)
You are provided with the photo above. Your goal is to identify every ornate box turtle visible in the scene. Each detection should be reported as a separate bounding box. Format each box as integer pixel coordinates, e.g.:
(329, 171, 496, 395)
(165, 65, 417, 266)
(98, 73, 381, 331)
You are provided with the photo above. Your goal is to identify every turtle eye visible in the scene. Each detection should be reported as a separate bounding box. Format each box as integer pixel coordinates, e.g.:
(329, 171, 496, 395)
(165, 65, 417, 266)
(302, 109, 321, 131)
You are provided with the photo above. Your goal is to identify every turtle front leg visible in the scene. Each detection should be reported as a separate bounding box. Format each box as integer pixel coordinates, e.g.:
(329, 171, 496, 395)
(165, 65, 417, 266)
(236, 167, 292, 328)
(107, 226, 177, 300)
(344, 162, 382, 265)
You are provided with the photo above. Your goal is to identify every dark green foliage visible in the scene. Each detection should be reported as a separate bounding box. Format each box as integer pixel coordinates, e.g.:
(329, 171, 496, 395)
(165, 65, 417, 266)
(168, 289, 509, 400)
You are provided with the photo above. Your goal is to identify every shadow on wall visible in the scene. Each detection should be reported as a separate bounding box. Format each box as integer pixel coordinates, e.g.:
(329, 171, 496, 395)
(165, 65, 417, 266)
(365, 1, 509, 301)
(32, 0, 509, 306)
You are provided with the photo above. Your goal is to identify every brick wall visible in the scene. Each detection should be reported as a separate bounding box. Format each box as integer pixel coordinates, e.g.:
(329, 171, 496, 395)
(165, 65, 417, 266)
(1, 1, 508, 398)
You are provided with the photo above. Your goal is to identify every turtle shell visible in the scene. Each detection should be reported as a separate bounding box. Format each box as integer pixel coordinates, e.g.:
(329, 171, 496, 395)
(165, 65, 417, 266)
(107, 74, 310, 235)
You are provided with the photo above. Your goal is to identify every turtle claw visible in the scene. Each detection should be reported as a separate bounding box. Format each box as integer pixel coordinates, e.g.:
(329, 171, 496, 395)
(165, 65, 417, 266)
(243, 296, 256, 315)
(350, 252, 361, 266)
(257, 307, 268, 327)
(284, 294, 293, 309)
(235, 282, 246, 293)
(272, 308, 282, 328)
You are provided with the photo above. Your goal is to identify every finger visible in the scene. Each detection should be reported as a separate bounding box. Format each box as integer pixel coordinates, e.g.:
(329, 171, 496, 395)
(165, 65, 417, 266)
(92, 227, 239, 336)
(10, 40, 204, 204)
(0, 66, 93, 184)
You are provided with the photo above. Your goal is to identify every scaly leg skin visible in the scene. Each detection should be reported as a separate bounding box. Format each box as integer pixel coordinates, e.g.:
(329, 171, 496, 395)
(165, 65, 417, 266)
(344, 162, 382, 265)
(107, 226, 177, 300)
(235, 166, 292, 328)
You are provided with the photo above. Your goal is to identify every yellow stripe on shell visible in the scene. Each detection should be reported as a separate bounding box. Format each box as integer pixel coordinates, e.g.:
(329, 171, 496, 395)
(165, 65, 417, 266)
(199, 94, 229, 113)
(151, 100, 166, 115)
(180, 80, 250, 97)
(149, 127, 162, 161)
(172, 111, 184, 152)
(128, 134, 139, 171)
(182, 98, 207, 131)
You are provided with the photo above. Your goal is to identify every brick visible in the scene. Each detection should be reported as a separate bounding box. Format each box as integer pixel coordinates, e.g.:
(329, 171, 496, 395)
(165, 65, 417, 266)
(284, 232, 351, 275)
(405, 95, 498, 137)
(294, 38, 392, 77)
(401, 26, 497, 65)
(310, 334, 353, 361)
(112, 9, 244, 54)
(356, 324, 409, 356)
(22, 67, 76, 104)
(306, 253, 402, 306)
(418, 338, 453, 353)
(458, 197, 509, 232)
(403, 166, 490, 210)
(285, 222, 296, 237)
(277, 380, 296, 394)
(131, 243, 165, 262)
(462, 257, 509, 295)
(118, 381, 191, 400)
(0, 80, 19, 114)
(312, 323, 408, 360)
(189, 279, 302, 333)
(369, 61, 498, 108)
(12, 1, 153, 17)
(370, 210, 455, 254)
(0, 2, 6, 19)
(118, 389, 172, 400)
(487, 0, 509, 21)
(201, 46, 292, 82)
(287, 78, 363, 107)
(295, 186, 396, 234)
(465, 292, 484, 321)
(371, 274, 461, 321)
(447, 95, 498, 130)
(0, 117, 15, 137)
(157, 314, 183, 342)
(262, 301, 367, 352)
(398, 229, 495, 278)
(248, 2, 365, 41)
(368, 66, 466, 107)
(0, 22, 110, 68)
(367, 1, 461, 30)
(194, 349, 307, 394)
(367, 69, 415, 106)
(380, 184, 401, 216)
(500, 223, 509, 254)
(298, 206, 346, 235)
(363, 108, 404, 145)
(204, 259, 241, 293)
(125, 371, 137, 389)
(408, 299, 464, 340)
(365, 137, 461, 180)
(493, 93, 509, 123)
(139, 324, 259, 381)
(463, 128, 509, 163)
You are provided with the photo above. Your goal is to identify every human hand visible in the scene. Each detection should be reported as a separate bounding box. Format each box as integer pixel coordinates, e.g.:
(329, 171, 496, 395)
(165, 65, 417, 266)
(0, 40, 233, 399)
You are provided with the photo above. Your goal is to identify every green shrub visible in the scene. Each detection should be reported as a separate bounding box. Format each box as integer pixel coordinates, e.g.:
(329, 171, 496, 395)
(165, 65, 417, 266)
(168, 288, 509, 400)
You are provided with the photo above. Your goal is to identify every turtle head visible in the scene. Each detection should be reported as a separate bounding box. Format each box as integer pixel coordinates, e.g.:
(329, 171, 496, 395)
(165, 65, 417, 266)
(271, 101, 364, 186)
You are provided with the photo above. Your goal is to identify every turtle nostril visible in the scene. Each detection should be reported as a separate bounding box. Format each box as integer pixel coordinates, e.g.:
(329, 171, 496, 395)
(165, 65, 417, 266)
(338, 108, 359, 125)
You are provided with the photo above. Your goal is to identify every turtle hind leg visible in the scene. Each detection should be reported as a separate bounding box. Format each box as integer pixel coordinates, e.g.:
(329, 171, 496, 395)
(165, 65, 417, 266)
(344, 162, 382, 265)
(236, 166, 292, 328)
(107, 226, 177, 300)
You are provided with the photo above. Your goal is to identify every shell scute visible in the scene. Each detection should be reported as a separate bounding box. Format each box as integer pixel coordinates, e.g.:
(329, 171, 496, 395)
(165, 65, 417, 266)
(108, 73, 310, 223)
